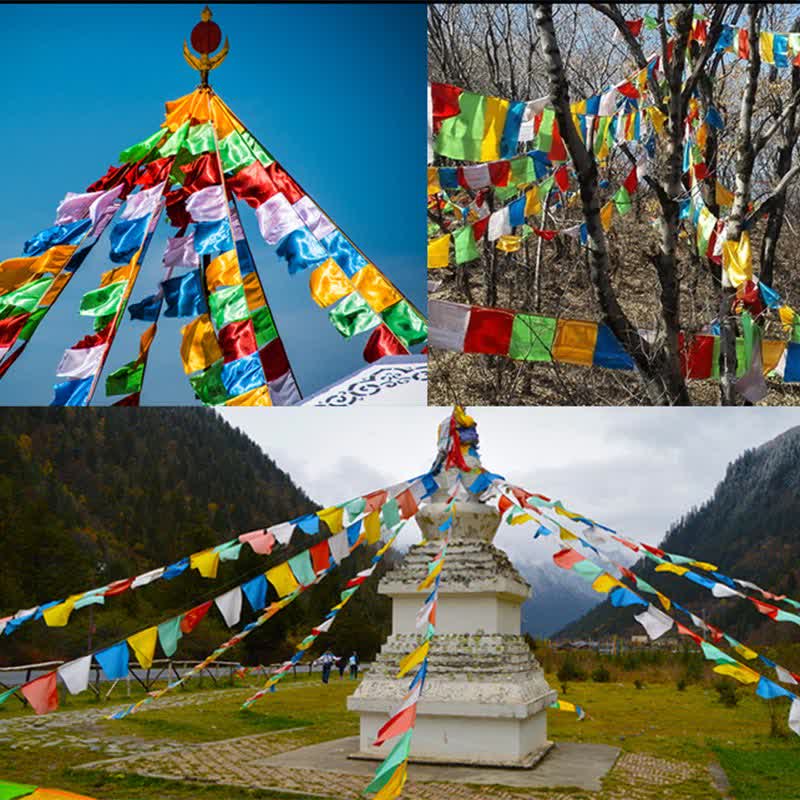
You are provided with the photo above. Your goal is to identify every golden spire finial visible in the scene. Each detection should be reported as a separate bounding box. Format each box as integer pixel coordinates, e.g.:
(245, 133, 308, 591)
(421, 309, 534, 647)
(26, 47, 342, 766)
(183, 5, 230, 88)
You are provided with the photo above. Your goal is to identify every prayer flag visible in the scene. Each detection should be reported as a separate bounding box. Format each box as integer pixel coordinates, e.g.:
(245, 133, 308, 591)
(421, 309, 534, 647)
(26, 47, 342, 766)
(255, 193, 304, 245)
(381, 299, 427, 347)
(181, 601, 213, 633)
(267, 563, 301, 597)
(21, 672, 58, 715)
(329, 293, 381, 338)
(158, 617, 183, 657)
(309, 258, 354, 308)
(163, 271, 207, 318)
(180, 314, 222, 373)
(190, 549, 221, 579)
(194, 219, 234, 255)
(221, 351, 266, 397)
(214, 587, 243, 627)
(57, 655, 92, 696)
(95, 642, 129, 681)
(127, 627, 158, 670)
(397, 641, 429, 677)
(242, 575, 268, 612)
(352, 265, 402, 313)
(209, 284, 249, 328)
(288, 551, 316, 586)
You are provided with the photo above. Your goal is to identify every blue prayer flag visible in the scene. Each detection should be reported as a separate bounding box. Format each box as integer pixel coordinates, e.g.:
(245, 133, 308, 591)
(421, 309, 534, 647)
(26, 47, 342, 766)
(95, 641, 129, 680)
(347, 520, 363, 547)
(321, 230, 367, 277)
(23, 218, 92, 256)
(162, 270, 207, 318)
(784, 343, 800, 382)
(163, 557, 189, 580)
(294, 514, 320, 534)
(509, 196, 526, 227)
(235, 238, 256, 275)
(276, 227, 329, 274)
(109, 217, 148, 264)
(756, 676, 794, 701)
(51, 376, 93, 407)
(194, 219, 233, 255)
(128, 294, 161, 322)
(242, 574, 268, 612)
(500, 101, 527, 158)
(593, 324, 634, 370)
(439, 167, 459, 189)
(221, 351, 265, 396)
(609, 586, 646, 608)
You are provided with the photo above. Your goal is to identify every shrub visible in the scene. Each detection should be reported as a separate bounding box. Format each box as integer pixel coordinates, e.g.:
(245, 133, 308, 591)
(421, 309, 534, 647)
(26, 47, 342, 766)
(634, 678, 645, 690)
(557, 654, 587, 683)
(676, 677, 688, 692)
(713, 679, 740, 707)
(592, 665, 611, 683)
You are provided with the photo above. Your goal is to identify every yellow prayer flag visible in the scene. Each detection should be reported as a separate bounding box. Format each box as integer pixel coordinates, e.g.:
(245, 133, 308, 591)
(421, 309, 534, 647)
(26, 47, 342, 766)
(225, 385, 272, 406)
(35, 245, 77, 275)
(209, 95, 242, 138)
(0, 257, 40, 294)
(599, 201, 614, 231)
(180, 314, 222, 374)
(655, 563, 689, 576)
(351, 264, 402, 313)
(715, 183, 734, 207)
(190, 549, 220, 579)
(364, 510, 381, 544)
(206, 250, 241, 290)
(559, 527, 579, 541)
(713, 663, 759, 684)
(647, 107, 667, 135)
(42, 598, 76, 628)
(373, 762, 408, 800)
(759, 31, 775, 64)
(591, 574, 623, 594)
(779, 305, 796, 332)
(480, 96, 509, 162)
(427, 234, 451, 269)
(496, 235, 521, 253)
(100, 264, 134, 287)
(427, 167, 441, 195)
(318, 506, 344, 534)
(454, 406, 475, 426)
(508, 513, 533, 526)
(761, 339, 786, 375)
(656, 591, 671, 611)
(722, 231, 752, 288)
(525, 189, 542, 217)
(127, 627, 158, 670)
(39, 272, 71, 306)
(266, 563, 300, 598)
(696, 122, 707, 151)
(419, 560, 443, 590)
(243, 272, 267, 310)
(689, 561, 718, 572)
(309, 258, 353, 307)
(552, 319, 598, 367)
(397, 640, 430, 677)
(734, 643, 759, 660)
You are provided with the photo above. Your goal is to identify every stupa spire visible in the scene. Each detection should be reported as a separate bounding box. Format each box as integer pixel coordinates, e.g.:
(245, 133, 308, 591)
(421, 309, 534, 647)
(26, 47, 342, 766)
(183, 6, 229, 87)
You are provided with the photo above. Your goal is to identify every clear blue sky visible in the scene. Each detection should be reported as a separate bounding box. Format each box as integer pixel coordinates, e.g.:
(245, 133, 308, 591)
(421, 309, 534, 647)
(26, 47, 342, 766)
(0, 3, 426, 406)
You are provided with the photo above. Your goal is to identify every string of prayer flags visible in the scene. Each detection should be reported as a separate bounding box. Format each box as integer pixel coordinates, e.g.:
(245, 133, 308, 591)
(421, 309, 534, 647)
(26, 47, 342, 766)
(550, 699, 586, 720)
(0, 782, 99, 799)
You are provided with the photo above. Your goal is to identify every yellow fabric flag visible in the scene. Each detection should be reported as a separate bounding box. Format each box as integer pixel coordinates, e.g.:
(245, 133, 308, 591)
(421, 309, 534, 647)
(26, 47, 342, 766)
(266, 563, 300, 598)
(427, 234, 451, 269)
(43, 597, 77, 628)
(696, 122, 707, 151)
(647, 106, 667, 135)
(100, 264, 134, 287)
(779, 305, 796, 332)
(206, 251, 241, 290)
(656, 591, 671, 611)
(655, 563, 689, 576)
(559, 526, 579, 541)
(209, 95, 242, 138)
(364, 510, 381, 544)
(35, 245, 77, 275)
(318, 506, 344, 534)
(127, 627, 158, 670)
(759, 31, 775, 64)
(552, 319, 598, 367)
(190, 549, 220, 579)
(508, 513, 533, 526)
(715, 183, 735, 207)
(496, 235, 521, 253)
(309, 258, 354, 307)
(454, 406, 475, 426)
(525, 189, 542, 217)
(180, 315, 222, 374)
(722, 231, 752, 288)
(481, 96, 509, 161)
(225, 385, 272, 406)
(427, 167, 441, 195)
(0, 257, 40, 294)
(734, 642, 759, 660)
(689, 561, 718, 572)
(243, 272, 267, 310)
(40, 272, 72, 306)
(761, 339, 786, 375)
(713, 663, 759, 684)
(599, 202, 614, 231)
(373, 762, 408, 800)
(397, 640, 430, 677)
(164, 90, 209, 130)
(419, 560, 443, 590)
(352, 264, 402, 313)
(591, 574, 623, 594)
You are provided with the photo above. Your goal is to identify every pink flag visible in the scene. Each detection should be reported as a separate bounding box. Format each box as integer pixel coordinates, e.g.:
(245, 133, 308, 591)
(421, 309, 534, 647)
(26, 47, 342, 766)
(185, 185, 228, 222)
(292, 196, 335, 240)
(239, 529, 276, 555)
(21, 671, 58, 715)
(255, 193, 304, 245)
(163, 234, 199, 269)
(120, 182, 166, 221)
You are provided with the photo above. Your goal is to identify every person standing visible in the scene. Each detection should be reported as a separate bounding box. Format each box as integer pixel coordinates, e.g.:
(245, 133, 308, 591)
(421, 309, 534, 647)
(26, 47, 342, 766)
(337, 654, 347, 680)
(319, 650, 336, 684)
(349, 651, 359, 680)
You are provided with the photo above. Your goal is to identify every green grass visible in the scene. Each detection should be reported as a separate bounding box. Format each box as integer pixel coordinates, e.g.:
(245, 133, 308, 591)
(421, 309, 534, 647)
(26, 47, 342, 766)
(0, 675, 798, 799)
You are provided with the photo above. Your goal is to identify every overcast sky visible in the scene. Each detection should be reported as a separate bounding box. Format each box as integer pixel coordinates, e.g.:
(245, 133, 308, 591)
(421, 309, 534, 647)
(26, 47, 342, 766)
(217, 407, 799, 565)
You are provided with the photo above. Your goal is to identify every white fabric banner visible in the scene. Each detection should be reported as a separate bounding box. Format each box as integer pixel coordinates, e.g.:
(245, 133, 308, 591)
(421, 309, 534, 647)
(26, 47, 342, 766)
(328, 531, 350, 564)
(185, 185, 228, 223)
(293, 196, 335, 241)
(633, 603, 674, 640)
(255, 193, 304, 245)
(58, 655, 92, 695)
(56, 343, 106, 380)
(120, 182, 166, 221)
(214, 587, 243, 628)
(428, 299, 471, 352)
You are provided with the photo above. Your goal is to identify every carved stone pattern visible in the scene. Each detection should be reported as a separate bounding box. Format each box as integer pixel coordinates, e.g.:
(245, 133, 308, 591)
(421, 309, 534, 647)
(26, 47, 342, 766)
(311, 364, 428, 407)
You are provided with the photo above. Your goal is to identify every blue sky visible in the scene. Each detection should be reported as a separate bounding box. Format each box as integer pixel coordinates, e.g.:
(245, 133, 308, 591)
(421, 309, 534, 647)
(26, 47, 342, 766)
(0, 3, 426, 406)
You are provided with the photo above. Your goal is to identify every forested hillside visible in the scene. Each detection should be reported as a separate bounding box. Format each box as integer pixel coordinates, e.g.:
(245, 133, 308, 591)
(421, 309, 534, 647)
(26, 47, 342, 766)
(0, 409, 395, 666)
(561, 427, 800, 643)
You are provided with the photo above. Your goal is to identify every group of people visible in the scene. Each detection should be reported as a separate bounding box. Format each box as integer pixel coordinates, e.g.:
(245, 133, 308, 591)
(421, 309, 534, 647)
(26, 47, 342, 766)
(316, 650, 359, 683)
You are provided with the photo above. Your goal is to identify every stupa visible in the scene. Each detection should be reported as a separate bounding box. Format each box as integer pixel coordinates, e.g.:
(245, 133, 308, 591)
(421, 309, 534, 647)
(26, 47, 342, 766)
(348, 413, 556, 767)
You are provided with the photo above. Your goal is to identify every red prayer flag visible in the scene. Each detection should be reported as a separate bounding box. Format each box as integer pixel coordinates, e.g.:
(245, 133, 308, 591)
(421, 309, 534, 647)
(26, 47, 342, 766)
(310, 540, 331, 574)
(396, 488, 419, 520)
(678, 333, 714, 379)
(641, 542, 666, 558)
(676, 622, 702, 644)
(364, 490, 388, 513)
(553, 548, 585, 569)
(431, 83, 463, 134)
(0, 344, 25, 379)
(166, 188, 191, 228)
(374, 704, 417, 747)
(737, 281, 764, 318)
(548, 124, 567, 162)
(21, 671, 58, 715)
(181, 600, 213, 633)
(463, 306, 514, 355)
(219, 319, 258, 363)
(259, 337, 290, 382)
(180, 153, 223, 193)
(625, 18, 644, 37)
(104, 578, 135, 597)
(693, 163, 709, 182)
(706, 622, 724, 643)
(623, 168, 639, 194)
(113, 392, 141, 407)
(488, 161, 511, 187)
(0, 313, 31, 349)
(534, 228, 558, 241)
(73, 322, 114, 350)
(136, 157, 173, 189)
(751, 598, 779, 619)
(472, 216, 490, 242)
(737, 28, 750, 59)
(554, 165, 569, 192)
(498, 495, 513, 514)
(617, 81, 640, 99)
(363, 324, 408, 363)
(87, 163, 139, 197)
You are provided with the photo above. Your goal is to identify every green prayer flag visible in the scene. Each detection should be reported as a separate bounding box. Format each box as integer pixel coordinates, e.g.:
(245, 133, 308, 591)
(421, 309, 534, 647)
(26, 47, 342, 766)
(435, 91, 486, 162)
(19, 307, 47, 341)
(251, 305, 278, 347)
(0, 275, 54, 314)
(345, 497, 366, 517)
(510, 155, 535, 185)
(509, 314, 556, 361)
(793, 317, 800, 344)
(0, 781, 36, 800)
(184, 122, 217, 156)
(119, 128, 164, 164)
(594, 117, 611, 155)
(328, 292, 381, 339)
(711, 336, 747, 378)
(0, 688, 18, 706)
(613, 186, 633, 215)
(381, 299, 427, 347)
(218, 130, 255, 173)
(94, 313, 116, 333)
(158, 121, 190, 158)
(453, 225, 479, 264)
(381, 497, 401, 529)
(157, 617, 183, 658)
(644, 14, 658, 29)
(571, 560, 605, 581)
(494, 184, 520, 203)
(79, 281, 127, 317)
(242, 131, 275, 166)
(288, 551, 316, 586)
(538, 175, 555, 201)
(189, 360, 229, 405)
(741, 311, 756, 372)
(340, 587, 358, 602)
(208, 284, 249, 328)
(105, 359, 145, 396)
(536, 108, 556, 153)
(363, 731, 412, 793)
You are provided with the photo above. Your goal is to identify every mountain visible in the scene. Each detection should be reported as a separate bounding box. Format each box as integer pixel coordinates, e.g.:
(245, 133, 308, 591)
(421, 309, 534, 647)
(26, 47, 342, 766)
(559, 426, 800, 643)
(0, 409, 393, 666)
(517, 560, 601, 638)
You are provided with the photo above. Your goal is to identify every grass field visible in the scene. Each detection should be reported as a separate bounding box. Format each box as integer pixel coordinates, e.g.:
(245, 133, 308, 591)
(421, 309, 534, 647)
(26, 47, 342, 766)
(0, 672, 798, 800)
